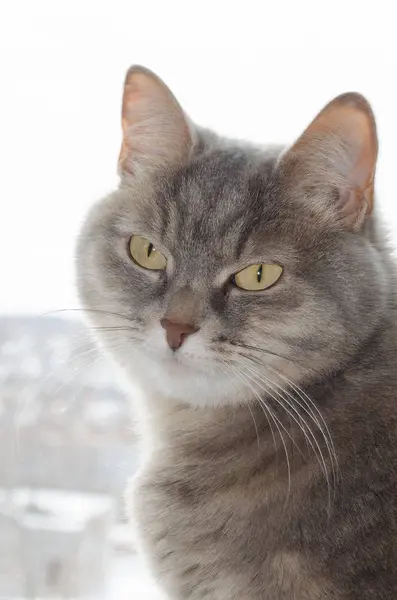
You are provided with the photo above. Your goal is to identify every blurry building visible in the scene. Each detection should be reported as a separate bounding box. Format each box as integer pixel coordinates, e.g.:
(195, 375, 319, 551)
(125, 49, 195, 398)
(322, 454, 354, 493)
(0, 316, 139, 597)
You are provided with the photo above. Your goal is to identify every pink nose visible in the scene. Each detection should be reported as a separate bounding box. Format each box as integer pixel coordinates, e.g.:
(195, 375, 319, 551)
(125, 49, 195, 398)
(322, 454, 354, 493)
(160, 318, 200, 351)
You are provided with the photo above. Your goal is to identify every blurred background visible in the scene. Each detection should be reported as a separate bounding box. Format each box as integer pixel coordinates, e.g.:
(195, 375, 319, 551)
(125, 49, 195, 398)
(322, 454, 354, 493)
(0, 1, 396, 597)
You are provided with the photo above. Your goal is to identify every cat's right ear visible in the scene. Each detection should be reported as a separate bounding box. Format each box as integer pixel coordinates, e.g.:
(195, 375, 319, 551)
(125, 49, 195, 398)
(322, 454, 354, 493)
(118, 66, 194, 179)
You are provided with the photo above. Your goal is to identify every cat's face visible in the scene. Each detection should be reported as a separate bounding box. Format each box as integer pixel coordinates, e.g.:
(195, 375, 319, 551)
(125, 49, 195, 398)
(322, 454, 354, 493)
(76, 67, 383, 407)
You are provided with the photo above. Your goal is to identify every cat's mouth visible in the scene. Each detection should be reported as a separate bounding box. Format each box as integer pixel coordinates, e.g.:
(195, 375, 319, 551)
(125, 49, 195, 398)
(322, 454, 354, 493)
(142, 342, 217, 374)
(161, 349, 209, 370)
(135, 325, 226, 378)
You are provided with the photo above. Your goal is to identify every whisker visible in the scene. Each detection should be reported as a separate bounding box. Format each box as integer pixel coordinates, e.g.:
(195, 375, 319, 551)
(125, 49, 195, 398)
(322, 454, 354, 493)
(239, 361, 333, 509)
(218, 359, 261, 456)
(243, 355, 337, 482)
(232, 365, 293, 503)
(269, 367, 340, 482)
(238, 368, 331, 498)
(230, 340, 307, 370)
(239, 350, 339, 491)
(236, 345, 339, 480)
(238, 366, 307, 460)
(87, 326, 139, 333)
(41, 307, 137, 324)
(227, 361, 279, 459)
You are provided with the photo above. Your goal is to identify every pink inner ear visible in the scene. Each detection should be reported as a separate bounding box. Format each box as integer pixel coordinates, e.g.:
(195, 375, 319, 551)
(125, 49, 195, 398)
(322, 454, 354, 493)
(338, 187, 373, 230)
(339, 109, 377, 223)
(286, 93, 378, 230)
(124, 87, 143, 107)
(339, 107, 377, 184)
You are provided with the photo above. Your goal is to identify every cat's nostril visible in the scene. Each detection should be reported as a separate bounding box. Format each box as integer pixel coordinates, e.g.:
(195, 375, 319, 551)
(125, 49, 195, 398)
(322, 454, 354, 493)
(160, 318, 200, 351)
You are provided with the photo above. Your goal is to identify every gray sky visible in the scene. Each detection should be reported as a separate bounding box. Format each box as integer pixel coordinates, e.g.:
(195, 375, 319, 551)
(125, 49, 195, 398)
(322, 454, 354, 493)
(1, 1, 396, 313)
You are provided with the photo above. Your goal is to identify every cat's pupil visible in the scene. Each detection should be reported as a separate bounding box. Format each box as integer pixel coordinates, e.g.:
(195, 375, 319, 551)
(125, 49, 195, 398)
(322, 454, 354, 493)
(147, 243, 154, 258)
(257, 264, 263, 283)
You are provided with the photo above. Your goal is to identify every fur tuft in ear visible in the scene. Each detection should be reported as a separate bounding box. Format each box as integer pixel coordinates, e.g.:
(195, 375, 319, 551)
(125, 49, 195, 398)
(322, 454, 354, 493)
(281, 92, 378, 231)
(119, 66, 193, 178)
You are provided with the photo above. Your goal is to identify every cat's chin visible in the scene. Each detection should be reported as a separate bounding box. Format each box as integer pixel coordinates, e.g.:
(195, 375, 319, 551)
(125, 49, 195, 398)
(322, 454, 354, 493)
(122, 346, 242, 408)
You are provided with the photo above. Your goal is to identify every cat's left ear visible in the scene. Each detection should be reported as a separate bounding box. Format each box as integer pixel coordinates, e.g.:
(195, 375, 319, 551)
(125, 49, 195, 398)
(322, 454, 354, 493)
(281, 93, 378, 231)
(119, 66, 194, 178)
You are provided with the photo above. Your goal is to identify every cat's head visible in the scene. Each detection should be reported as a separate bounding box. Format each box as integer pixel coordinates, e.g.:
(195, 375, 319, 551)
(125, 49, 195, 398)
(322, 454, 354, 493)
(77, 66, 385, 407)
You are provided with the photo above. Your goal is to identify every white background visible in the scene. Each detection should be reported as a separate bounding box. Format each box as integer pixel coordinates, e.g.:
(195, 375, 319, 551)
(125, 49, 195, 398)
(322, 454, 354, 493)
(1, 1, 396, 313)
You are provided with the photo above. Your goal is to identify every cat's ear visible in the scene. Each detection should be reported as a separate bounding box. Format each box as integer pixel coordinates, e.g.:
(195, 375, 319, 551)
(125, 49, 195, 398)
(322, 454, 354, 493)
(118, 66, 194, 178)
(281, 93, 378, 230)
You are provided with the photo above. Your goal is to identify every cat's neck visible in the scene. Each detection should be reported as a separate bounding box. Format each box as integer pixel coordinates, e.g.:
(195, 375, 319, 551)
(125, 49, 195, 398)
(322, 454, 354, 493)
(137, 391, 266, 458)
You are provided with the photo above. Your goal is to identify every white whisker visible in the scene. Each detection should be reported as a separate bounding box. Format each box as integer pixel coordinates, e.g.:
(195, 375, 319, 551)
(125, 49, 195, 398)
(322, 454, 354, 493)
(252, 363, 336, 486)
(268, 367, 340, 483)
(218, 359, 261, 458)
(231, 365, 293, 503)
(238, 361, 332, 508)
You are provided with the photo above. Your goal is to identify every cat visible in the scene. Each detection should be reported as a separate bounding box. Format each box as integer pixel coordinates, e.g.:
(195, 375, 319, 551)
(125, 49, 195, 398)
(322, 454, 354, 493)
(76, 65, 397, 599)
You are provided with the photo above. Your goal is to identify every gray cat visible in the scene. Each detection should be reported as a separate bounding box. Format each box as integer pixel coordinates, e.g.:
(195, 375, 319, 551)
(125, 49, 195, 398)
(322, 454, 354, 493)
(76, 66, 397, 599)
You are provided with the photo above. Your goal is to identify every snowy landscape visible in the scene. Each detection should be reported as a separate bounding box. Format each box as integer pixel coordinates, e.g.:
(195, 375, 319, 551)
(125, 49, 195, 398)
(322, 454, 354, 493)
(0, 315, 162, 598)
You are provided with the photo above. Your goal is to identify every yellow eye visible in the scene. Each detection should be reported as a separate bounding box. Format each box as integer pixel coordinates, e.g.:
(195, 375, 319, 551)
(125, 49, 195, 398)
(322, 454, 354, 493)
(129, 235, 167, 271)
(234, 263, 283, 291)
